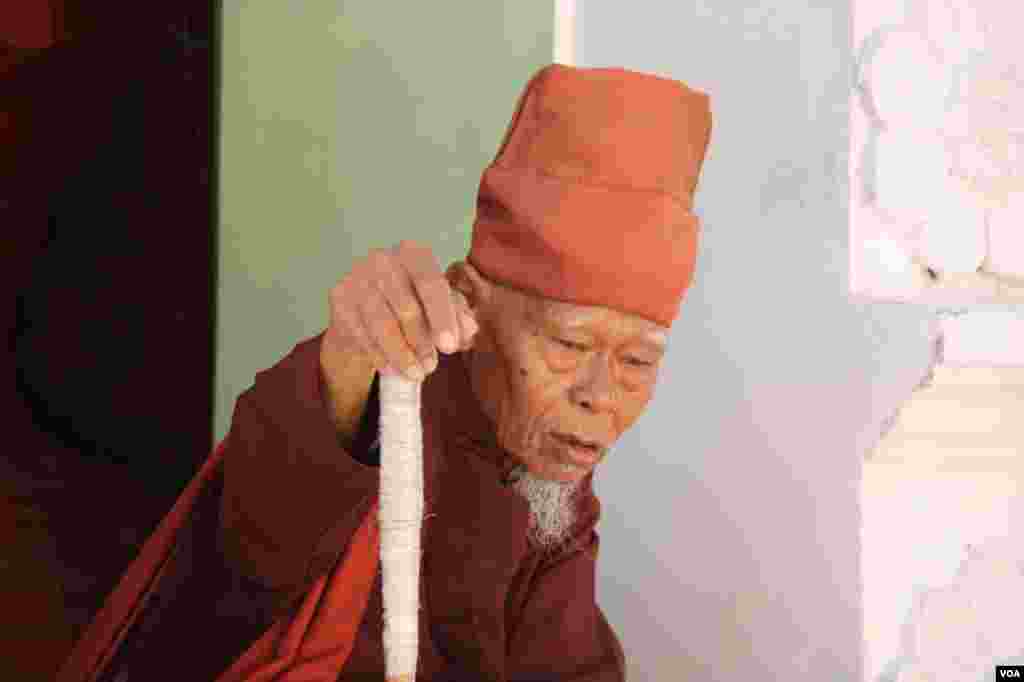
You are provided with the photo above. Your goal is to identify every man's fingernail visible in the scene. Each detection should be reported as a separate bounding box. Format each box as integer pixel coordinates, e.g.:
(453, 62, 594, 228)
(439, 331, 457, 354)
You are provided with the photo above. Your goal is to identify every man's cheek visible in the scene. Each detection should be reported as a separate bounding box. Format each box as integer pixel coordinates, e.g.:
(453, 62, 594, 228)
(516, 360, 562, 399)
(617, 398, 650, 434)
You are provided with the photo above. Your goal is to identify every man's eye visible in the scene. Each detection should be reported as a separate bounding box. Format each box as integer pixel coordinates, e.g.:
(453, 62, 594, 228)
(556, 338, 588, 352)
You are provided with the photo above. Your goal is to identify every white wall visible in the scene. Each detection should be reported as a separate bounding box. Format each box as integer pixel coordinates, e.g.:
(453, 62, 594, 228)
(577, 3, 937, 679)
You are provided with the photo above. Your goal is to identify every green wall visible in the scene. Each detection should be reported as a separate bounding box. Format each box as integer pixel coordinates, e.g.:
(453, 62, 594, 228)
(215, 2, 554, 440)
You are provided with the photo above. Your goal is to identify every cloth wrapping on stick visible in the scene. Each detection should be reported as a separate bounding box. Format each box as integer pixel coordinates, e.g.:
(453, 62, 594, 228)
(378, 374, 424, 681)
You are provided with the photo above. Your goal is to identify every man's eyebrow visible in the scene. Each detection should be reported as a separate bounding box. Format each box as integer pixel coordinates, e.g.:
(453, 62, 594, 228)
(551, 318, 669, 349)
(545, 310, 598, 329)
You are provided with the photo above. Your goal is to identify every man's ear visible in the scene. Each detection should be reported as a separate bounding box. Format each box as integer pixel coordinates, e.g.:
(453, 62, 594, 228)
(445, 261, 492, 312)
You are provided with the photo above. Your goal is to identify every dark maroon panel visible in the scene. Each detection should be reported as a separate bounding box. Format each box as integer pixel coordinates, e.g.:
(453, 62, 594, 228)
(2, 1, 219, 638)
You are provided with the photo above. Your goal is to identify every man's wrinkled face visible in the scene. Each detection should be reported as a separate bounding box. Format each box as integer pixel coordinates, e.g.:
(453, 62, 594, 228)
(466, 275, 668, 484)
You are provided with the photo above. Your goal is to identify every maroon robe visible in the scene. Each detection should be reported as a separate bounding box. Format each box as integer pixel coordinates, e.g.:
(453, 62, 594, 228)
(94, 333, 625, 680)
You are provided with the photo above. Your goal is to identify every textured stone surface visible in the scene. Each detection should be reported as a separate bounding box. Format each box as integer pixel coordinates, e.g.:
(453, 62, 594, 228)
(851, 0, 1024, 303)
(864, 365, 1024, 681)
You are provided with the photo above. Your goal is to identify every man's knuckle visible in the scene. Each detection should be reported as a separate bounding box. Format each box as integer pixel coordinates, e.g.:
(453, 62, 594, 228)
(416, 272, 445, 288)
(360, 305, 390, 336)
(411, 274, 444, 297)
(358, 291, 379, 314)
(344, 312, 369, 336)
(329, 303, 351, 328)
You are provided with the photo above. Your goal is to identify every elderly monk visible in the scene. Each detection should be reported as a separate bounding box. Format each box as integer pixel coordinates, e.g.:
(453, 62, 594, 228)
(59, 63, 712, 681)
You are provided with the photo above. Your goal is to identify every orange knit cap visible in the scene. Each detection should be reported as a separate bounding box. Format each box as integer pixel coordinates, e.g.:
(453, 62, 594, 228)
(468, 63, 712, 327)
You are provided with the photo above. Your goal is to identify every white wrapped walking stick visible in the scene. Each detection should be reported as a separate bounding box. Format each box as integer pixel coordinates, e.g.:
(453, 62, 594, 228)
(379, 373, 424, 682)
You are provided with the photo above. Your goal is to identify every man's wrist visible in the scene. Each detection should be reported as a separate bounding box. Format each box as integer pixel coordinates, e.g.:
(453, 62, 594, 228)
(319, 338, 377, 447)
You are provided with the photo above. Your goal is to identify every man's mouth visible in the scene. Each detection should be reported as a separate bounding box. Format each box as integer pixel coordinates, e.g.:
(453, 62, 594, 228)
(551, 432, 604, 466)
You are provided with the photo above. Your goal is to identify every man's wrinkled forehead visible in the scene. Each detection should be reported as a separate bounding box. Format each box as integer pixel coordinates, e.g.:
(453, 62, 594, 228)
(538, 296, 669, 348)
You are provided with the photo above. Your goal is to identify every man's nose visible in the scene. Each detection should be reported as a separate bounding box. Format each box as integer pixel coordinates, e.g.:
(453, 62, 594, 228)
(569, 353, 617, 413)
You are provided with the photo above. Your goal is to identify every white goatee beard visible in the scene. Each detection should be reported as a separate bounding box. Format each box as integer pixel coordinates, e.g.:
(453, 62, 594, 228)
(510, 467, 582, 551)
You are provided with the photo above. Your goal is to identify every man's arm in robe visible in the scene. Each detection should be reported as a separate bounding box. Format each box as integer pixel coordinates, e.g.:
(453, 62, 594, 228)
(96, 334, 382, 681)
(217, 332, 381, 606)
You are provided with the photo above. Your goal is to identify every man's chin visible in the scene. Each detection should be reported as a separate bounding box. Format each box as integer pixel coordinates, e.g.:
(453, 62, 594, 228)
(519, 457, 591, 483)
(545, 466, 588, 483)
(548, 459, 594, 483)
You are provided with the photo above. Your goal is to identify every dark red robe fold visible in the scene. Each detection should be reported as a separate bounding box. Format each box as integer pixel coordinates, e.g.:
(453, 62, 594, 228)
(57, 442, 232, 681)
(57, 441, 382, 682)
